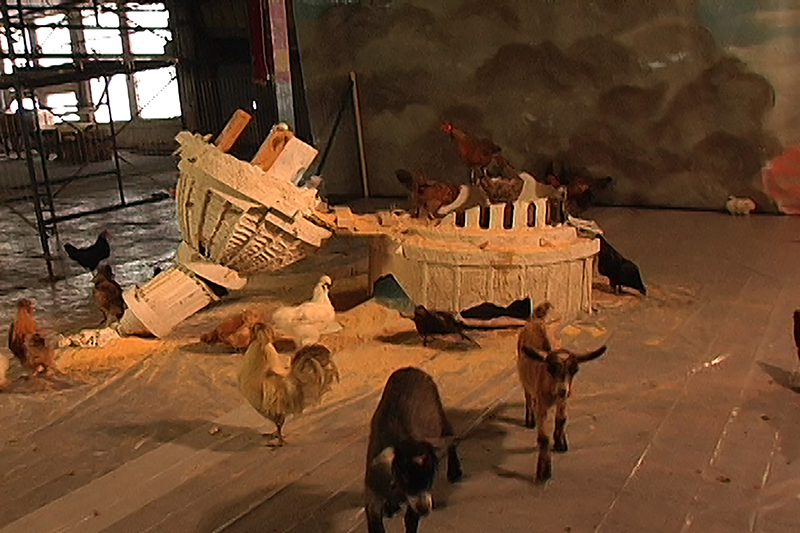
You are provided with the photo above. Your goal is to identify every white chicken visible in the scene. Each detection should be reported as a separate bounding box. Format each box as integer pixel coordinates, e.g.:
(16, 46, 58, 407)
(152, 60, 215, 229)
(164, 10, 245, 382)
(725, 196, 756, 215)
(271, 274, 341, 347)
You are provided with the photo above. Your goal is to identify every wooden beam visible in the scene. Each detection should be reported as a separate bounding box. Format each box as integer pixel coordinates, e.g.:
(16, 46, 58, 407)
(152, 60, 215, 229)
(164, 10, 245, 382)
(251, 124, 294, 171)
(350, 71, 369, 198)
(215, 109, 253, 153)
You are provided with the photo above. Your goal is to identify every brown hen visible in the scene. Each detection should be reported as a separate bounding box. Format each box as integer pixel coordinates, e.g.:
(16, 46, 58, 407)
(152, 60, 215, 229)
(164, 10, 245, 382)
(201, 309, 266, 351)
(396, 169, 463, 219)
(93, 264, 125, 326)
(8, 299, 53, 374)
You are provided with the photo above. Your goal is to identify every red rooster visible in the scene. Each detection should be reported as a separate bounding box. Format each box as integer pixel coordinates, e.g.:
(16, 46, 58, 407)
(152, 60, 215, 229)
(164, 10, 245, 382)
(441, 122, 501, 183)
(441, 122, 523, 204)
(8, 299, 53, 374)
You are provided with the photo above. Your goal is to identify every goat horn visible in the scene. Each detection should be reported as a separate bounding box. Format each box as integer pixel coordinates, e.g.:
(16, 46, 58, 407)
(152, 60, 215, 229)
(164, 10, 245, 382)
(574, 345, 607, 363)
(521, 345, 547, 362)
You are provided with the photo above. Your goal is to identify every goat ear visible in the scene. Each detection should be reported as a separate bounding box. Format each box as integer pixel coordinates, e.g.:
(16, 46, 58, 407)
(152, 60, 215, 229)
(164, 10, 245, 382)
(575, 345, 607, 363)
(372, 447, 396, 469)
(521, 344, 547, 362)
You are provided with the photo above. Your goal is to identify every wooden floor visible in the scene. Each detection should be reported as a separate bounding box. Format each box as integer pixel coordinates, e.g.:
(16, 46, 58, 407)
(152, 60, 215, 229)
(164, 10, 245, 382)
(2, 208, 800, 533)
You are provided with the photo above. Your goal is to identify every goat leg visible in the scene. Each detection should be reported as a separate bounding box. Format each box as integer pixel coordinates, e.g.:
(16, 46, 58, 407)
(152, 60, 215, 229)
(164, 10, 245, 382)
(365, 500, 386, 533)
(524, 390, 536, 429)
(536, 434, 552, 483)
(404, 508, 421, 533)
(535, 407, 552, 483)
(446, 444, 463, 482)
(553, 416, 568, 453)
(440, 411, 463, 482)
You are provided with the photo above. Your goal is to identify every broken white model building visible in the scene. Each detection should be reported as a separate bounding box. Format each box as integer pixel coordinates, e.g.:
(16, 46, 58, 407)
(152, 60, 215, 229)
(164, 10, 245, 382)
(117, 111, 333, 338)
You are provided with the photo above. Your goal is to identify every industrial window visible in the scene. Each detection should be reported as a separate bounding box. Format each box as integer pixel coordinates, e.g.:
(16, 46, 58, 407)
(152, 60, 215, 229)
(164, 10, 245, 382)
(46, 93, 80, 123)
(0, 2, 180, 120)
(35, 15, 72, 68)
(90, 75, 131, 122)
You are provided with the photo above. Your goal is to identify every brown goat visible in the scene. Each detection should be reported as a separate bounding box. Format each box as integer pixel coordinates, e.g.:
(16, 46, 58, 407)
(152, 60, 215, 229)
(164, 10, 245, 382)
(517, 302, 607, 483)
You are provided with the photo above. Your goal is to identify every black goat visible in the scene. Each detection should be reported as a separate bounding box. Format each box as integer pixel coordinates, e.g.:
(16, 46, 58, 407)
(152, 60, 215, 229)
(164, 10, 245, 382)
(365, 367, 462, 533)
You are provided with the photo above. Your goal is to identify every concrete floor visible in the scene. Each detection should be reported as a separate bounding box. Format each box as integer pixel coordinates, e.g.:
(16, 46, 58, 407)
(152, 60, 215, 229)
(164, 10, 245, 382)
(0, 153, 179, 331)
(2, 207, 800, 533)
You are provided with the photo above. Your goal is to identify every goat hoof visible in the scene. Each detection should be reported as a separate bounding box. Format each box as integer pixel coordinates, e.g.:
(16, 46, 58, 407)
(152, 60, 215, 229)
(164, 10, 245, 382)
(525, 419, 536, 429)
(553, 440, 568, 453)
(536, 465, 552, 484)
(447, 466, 463, 483)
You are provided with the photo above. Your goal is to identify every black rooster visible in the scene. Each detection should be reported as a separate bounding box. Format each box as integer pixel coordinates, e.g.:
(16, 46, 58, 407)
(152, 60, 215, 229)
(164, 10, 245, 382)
(64, 230, 110, 271)
(412, 305, 479, 347)
(597, 235, 646, 295)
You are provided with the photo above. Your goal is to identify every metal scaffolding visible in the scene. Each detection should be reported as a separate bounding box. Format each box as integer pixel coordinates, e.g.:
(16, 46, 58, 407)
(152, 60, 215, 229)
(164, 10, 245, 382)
(0, 0, 178, 280)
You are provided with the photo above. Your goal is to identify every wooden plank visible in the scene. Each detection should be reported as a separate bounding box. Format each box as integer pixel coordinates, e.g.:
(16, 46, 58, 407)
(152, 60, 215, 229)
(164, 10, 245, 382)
(350, 71, 369, 198)
(251, 126, 294, 171)
(214, 109, 253, 153)
(269, 0, 294, 129)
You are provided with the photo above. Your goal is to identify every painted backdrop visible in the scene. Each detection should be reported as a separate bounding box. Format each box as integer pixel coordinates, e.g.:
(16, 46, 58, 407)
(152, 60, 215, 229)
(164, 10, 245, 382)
(296, 0, 800, 212)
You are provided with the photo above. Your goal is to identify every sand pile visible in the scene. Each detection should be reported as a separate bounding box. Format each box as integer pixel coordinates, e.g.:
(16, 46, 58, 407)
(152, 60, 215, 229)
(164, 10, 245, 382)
(55, 336, 168, 375)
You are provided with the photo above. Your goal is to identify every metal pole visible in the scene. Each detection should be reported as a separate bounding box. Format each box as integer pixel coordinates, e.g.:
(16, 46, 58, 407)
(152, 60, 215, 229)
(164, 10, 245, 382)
(267, 0, 294, 129)
(104, 75, 125, 205)
(117, 1, 139, 120)
(16, 0, 56, 222)
(1, 0, 54, 280)
(67, 10, 94, 122)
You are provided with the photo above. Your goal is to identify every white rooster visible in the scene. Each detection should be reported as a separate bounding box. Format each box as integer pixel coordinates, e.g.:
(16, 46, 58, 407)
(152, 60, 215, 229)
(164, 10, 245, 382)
(272, 275, 341, 347)
(238, 323, 339, 445)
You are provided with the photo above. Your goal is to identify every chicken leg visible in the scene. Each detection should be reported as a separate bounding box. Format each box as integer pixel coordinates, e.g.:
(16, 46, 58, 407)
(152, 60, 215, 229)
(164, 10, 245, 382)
(262, 414, 287, 447)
